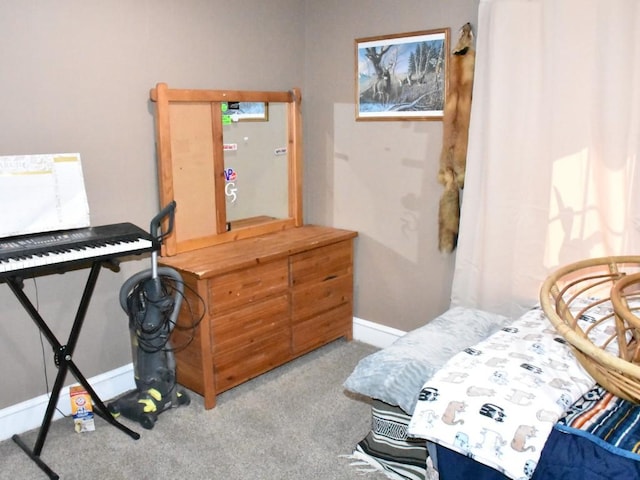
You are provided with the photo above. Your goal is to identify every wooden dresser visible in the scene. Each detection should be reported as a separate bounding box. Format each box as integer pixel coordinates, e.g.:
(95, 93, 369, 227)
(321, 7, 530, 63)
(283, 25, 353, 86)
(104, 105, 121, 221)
(159, 225, 357, 409)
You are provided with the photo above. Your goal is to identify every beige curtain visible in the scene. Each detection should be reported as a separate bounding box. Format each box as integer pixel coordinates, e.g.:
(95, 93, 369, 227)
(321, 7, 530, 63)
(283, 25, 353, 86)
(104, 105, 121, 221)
(451, 0, 640, 318)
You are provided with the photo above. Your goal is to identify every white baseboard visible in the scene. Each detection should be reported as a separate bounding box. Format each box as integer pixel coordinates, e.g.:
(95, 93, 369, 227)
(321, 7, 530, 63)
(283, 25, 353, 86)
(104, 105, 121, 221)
(0, 363, 135, 442)
(0, 317, 401, 441)
(353, 316, 405, 349)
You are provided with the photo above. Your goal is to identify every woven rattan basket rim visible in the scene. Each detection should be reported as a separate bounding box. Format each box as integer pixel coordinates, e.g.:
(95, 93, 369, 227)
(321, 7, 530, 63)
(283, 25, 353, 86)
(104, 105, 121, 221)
(539, 255, 640, 381)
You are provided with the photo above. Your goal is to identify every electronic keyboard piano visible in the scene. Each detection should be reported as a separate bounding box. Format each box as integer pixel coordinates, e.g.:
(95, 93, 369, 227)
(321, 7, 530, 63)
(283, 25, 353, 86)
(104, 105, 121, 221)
(2, 221, 160, 479)
(0, 222, 158, 278)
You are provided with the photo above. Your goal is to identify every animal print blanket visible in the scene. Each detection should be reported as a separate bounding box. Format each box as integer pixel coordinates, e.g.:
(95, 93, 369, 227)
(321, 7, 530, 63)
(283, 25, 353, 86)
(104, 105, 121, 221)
(407, 306, 606, 480)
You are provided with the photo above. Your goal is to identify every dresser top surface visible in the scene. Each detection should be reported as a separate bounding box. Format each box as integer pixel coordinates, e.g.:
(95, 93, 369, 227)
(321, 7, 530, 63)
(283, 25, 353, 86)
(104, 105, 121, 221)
(158, 225, 357, 279)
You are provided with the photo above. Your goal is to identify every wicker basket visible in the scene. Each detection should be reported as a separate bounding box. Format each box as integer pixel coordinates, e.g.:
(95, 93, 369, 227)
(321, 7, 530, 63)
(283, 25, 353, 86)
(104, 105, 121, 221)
(540, 256, 640, 404)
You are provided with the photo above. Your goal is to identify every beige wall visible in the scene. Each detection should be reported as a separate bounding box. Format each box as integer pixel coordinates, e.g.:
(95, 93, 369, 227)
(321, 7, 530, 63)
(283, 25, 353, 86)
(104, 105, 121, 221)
(0, 0, 305, 409)
(303, 0, 478, 331)
(0, 0, 478, 409)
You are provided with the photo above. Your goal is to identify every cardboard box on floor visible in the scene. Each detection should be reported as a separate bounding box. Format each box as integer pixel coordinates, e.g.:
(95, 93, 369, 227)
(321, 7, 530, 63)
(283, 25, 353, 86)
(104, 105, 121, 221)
(69, 385, 95, 432)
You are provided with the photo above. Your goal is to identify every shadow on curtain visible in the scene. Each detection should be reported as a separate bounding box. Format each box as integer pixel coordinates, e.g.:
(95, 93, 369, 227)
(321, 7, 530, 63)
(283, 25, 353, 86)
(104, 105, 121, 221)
(451, 0, 640, 318)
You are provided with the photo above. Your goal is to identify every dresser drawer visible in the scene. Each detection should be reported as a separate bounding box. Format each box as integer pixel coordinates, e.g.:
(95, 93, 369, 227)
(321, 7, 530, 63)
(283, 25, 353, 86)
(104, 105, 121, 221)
(292, 302, 352, 354)
(171, 277, 210, 396)
(172, 326, 205, 394)
(214, 330, 291, 392)
(212, 294, 290, 352)
(290, 240, 352, 287)
(209, 259, 288, 314)
(291, 274, 352, 323)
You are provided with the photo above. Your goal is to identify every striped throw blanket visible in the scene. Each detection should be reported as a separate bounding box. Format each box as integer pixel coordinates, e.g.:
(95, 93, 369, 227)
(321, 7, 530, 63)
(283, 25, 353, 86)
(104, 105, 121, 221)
(558, 385, 640, 457)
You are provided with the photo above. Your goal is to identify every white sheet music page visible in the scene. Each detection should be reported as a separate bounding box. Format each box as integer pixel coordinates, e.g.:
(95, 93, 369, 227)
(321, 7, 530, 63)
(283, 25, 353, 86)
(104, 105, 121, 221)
(0, 153, 91, 238)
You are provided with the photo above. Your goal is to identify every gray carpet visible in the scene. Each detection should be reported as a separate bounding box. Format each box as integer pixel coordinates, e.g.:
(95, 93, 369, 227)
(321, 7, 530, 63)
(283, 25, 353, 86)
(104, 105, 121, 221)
(0, 339, 391, 480)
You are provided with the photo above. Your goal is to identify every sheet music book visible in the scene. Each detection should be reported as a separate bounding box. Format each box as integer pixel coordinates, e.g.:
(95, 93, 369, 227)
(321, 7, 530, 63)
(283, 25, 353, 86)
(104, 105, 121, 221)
(0, 153, 91, 238)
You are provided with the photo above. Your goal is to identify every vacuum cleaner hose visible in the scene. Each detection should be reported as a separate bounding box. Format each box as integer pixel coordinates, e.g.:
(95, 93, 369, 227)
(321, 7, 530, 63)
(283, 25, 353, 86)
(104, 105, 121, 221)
(119, 266, 184, 334)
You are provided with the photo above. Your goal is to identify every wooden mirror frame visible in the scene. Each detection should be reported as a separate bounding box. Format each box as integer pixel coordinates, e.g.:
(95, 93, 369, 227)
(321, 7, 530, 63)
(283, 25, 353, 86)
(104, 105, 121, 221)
(150, 83, 303, 256)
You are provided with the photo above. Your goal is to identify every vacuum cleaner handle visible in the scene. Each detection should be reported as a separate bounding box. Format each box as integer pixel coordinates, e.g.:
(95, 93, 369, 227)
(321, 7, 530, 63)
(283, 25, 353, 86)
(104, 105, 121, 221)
(150, 200, 177, 243)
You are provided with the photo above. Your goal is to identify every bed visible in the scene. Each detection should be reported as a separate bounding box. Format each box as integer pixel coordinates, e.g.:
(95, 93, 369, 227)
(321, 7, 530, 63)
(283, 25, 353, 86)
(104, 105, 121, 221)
(344, 258, 640, 480)
(344, 306, 511, 480)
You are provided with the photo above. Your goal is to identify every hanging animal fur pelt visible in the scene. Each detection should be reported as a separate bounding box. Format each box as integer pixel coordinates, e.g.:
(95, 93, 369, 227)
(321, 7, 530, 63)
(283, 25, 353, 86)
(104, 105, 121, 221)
(438, 23, 476, 253)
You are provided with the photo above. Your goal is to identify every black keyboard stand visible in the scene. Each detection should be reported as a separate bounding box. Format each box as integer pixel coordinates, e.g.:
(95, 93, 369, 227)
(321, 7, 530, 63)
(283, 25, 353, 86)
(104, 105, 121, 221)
(5, 261, 140, 480)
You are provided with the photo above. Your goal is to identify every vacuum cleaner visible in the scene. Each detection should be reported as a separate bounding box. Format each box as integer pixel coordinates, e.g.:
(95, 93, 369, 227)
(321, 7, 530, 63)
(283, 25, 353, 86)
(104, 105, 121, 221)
(108, 201, 190, 429)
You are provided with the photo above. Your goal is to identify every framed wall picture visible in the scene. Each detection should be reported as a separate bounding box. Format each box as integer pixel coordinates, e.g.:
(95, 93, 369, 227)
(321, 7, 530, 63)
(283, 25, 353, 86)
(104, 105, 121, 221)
(355, 28, 449, 121)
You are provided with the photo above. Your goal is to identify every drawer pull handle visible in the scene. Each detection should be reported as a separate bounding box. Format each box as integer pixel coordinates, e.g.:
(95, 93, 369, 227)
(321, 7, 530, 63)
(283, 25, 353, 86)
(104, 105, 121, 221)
(323, 274, 338, 282)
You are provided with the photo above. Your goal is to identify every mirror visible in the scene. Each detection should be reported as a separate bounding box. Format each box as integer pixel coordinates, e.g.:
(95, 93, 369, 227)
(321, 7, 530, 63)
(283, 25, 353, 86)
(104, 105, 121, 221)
(223, 102, 289, 226)
(150, 84, 302, 256)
